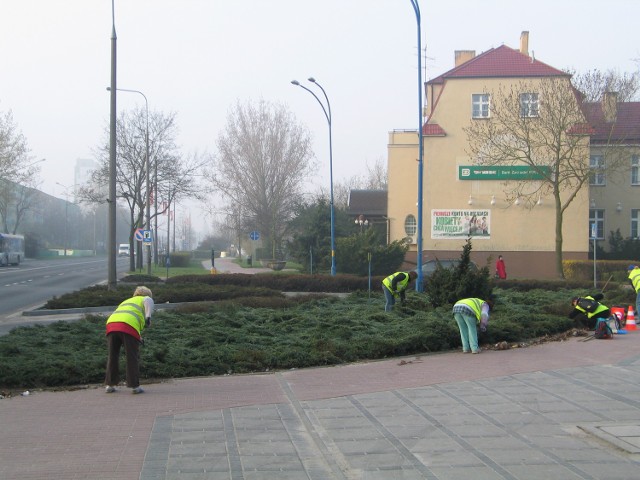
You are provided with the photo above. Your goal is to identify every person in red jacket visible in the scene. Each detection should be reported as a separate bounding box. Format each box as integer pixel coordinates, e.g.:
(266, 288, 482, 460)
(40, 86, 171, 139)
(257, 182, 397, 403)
(495, 255, 507, 280)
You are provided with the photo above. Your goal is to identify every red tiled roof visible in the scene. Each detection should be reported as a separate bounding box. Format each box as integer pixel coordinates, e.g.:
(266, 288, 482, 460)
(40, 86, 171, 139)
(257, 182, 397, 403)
(422, 124, 446, 136)
(583, 102, 640, 144)
(428, 45, 568, 84)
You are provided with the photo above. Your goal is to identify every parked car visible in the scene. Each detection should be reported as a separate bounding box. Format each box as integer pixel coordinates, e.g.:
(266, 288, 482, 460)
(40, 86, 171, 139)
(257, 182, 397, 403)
(415, 259, 478, 277)
(118, 244, 130, 256)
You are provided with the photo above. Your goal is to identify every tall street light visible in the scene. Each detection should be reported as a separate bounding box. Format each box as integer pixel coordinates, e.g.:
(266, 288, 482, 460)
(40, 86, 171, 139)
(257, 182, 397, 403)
(107, 86, 152, 275)
(410, 0, 425, 292)
(291, 77, 337, 276)
(108, 0, 117, 289)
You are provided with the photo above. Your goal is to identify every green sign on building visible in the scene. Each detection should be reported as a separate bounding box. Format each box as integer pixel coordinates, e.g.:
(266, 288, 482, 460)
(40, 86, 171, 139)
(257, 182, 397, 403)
(459, 165, 550, 180)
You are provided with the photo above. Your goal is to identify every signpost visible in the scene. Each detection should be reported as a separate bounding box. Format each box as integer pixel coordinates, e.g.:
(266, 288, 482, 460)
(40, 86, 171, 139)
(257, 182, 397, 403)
(592, 222, 597, 288)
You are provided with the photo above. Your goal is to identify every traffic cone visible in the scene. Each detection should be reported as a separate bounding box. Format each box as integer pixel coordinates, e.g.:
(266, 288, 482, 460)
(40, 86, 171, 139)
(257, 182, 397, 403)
(626, 306, 637, 331)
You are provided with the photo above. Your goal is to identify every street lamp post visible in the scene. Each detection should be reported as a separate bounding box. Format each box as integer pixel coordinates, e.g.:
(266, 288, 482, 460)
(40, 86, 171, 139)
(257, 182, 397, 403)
(409, 0, 425, 292)
(107, 86, 151, 275)
(108, 0, 118, 289)
(291, 77, 337, 276)
(590, 199, 597, 288)
(355, 214, 369, 233)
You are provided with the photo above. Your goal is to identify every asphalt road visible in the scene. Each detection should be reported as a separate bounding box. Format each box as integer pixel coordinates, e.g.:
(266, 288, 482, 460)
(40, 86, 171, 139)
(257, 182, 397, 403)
(0, 256, 130, 332)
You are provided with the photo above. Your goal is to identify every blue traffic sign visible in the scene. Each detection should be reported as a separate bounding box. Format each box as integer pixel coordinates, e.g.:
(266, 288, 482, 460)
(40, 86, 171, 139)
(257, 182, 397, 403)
(249, 231, 260, 241)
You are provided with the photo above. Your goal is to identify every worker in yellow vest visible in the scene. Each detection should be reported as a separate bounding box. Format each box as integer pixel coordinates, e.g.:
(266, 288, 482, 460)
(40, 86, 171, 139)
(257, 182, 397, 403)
(452, 297, 491, 354)
(382, 271, 417, 312)
(628, 265, 640, 317)
(104, 286, 154, 394)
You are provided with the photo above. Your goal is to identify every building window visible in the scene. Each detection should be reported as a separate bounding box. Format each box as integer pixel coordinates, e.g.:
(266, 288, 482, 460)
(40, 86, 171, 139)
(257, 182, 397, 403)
(589, 155, 606, 186)
(589, 209, 605, 239)
(472, 94, 490, 118)
(632, 155, 640, 185)
(404, 215, 417, 237)
(632, 209, 640, 238)
(520, 93, 539, 117)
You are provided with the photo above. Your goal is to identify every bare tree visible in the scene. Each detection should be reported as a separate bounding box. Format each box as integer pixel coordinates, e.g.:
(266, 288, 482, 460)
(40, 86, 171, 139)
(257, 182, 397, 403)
(207, 99, 314, 259)
(330, 157, 388, 209)
(569, 68, 640, 102)
(464, 78, 596, 278)
(0, 109, 41, 233)
(84, 107, 206, 270)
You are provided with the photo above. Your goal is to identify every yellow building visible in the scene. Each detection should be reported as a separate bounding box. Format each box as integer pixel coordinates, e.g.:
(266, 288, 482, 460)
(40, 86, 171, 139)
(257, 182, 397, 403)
(388, 32, 597, 279)
(585, 97, 640, 253)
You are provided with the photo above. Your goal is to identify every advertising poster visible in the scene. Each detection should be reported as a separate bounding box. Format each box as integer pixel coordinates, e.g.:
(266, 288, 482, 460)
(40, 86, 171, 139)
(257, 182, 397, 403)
(431, 209, 491, 239)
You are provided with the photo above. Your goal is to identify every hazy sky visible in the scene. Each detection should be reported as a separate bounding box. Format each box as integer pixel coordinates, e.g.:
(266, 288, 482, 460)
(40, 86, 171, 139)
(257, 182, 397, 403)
(1, 0, 638, 235)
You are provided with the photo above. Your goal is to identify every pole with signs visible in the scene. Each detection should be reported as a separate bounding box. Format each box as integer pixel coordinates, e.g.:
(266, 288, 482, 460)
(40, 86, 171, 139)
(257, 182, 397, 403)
(592, 222, 597, 288)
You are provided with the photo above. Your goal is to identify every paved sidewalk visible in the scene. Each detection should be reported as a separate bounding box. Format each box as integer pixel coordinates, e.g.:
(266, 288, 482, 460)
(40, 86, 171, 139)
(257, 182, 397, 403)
(2, 334, 640, 480)
(2, 260, 640, 479)
(208, 256, 274, 275)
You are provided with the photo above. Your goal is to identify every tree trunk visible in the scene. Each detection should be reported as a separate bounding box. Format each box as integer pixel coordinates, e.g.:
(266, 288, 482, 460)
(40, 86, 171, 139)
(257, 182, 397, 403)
(554, 193, 565, 279)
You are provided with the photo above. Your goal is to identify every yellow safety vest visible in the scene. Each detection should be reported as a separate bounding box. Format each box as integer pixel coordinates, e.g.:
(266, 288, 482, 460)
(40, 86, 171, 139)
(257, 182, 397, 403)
(574, 295, 609, 319)
(106, 296, 147, 335)
(455, 298, 484, 323)
(382, 272, 410, 295)
(629, 269, 640, 293)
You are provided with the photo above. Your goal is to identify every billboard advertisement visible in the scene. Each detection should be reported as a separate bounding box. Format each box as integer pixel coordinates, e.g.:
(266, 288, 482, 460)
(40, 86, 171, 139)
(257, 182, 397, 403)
(431, 209, 491, 239)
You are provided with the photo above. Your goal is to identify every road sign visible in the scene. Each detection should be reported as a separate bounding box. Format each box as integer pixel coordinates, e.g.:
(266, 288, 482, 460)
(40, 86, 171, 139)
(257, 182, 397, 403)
(249, 231, 260, 241)
(143, 230, 153, 244)
(134, 228, 144, 241)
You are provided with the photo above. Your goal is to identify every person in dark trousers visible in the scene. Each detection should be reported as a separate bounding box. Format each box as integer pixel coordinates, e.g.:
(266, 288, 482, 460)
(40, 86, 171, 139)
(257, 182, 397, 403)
(495, 255, 507, 279)
(382, 271, 417, 312)
(452, 297, 491, 354)
(104, 286, 154, 394)
(569, 293, 610, 330)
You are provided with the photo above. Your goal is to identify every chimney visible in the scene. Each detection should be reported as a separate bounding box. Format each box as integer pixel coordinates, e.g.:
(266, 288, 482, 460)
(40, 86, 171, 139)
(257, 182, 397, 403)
(454, 50, 475, 67)
(520, 31, 529, 56)
(602, 91, 618, 122)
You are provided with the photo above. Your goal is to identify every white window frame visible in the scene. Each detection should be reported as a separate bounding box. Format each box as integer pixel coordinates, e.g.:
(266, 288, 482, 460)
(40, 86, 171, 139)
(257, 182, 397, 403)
(632, 155, 640, 186)
(472, 94, 490, 119)
(632, 209, 640, 239)
(520, 92, 539, 118)
(589, 155, 606, 186)
(589, 209, 605, 240)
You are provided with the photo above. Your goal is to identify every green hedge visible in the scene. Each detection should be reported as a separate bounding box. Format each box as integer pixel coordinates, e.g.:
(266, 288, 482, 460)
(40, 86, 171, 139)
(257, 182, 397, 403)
(563, 259, 637, 282)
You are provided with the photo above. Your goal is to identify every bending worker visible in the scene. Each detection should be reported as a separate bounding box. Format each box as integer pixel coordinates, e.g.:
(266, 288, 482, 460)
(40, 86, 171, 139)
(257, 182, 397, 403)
(104, 286, 154, 394)
(569, 293, 610, 330)
(382, 270, 417, 312)
(452, 297, 491, 354)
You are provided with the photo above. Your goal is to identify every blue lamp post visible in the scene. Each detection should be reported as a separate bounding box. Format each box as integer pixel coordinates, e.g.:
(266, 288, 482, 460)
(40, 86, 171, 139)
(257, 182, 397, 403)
(410, 0, 424, 292)
(291, 77, 337, 276)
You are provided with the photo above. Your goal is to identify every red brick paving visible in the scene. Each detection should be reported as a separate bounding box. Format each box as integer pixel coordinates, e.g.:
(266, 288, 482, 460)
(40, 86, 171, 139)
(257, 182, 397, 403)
(2, 335, 639, 479)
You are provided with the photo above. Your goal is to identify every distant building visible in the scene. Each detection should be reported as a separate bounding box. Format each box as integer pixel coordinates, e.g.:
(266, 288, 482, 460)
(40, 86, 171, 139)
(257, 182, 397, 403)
(73, 158, 99, 202)
(347, 189, 388, 242)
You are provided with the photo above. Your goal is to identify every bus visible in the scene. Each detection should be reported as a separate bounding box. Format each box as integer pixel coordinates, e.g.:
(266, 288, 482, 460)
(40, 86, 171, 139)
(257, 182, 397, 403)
(0, 233, 25, 266)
